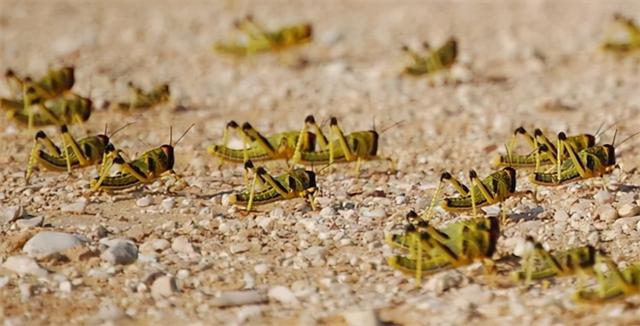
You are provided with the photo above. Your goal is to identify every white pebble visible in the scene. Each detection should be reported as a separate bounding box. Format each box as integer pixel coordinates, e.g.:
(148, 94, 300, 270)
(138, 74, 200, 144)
(136, 196, 152, 207)
(59, 281, 72, 293)
(23, 231, 85, 258)
(161, 197, 175, 210)
(211, 290, 267, 307)
(594, 191, 613, 205)
(101, 239, 138, 265)
(15, 216, 43, 229)
(176, 269, 190, 279)
(254, 263, 269, 274)
(618, 204, 640, 218)
(342, 309, 380, 326)
(360, 207, 386, 219)
(2, 256, 48, 277)
(61, 198, 88, 214)
(268, 286, 299, 305)
(151, 275, 177, 299)
(597, 205, 618, 222)
(1, 205, 24, 224)
(230, 243, 250, 254)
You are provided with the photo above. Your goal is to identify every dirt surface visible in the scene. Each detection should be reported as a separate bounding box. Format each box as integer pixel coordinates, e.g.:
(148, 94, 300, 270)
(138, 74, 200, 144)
(1, 0, 640, 325)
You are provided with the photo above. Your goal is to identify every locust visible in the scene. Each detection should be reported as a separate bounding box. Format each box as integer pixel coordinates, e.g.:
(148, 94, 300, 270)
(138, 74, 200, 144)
(512, 236, 596, 284)
(207, 115, 320, 166)
(573, 254, 640, 304)
(602, 13, 640, 53)
(290, 116, 395, 174)
(386, 211, 499, 284)
(91, 125, 194, 191)
(493, 127, 596, 169)
(116, 82, 171, 111)
(25, 123, 131, 184)
(214, 15, 312, 56)
(227, 160, 317, 212)
(402, 37, 458, 76)
(1, 90, 92, 128)
(4, 67, 75, 99)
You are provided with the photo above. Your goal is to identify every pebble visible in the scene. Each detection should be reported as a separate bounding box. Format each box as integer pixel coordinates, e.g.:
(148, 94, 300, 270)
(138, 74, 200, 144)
(230, 243, 251, 254)
(176, 269, 190, 279)
(161, 197, 175, 210)
(618, 204, 640, 218)
(140, 238, 171, 254)
(211, 290, 268, 307)
(101, 239, 139, 265)
(59, 281, 72, 293)
(1, 205, 24, 224)
(342, 309, 381, 326)
(597, 205, 618, 222)
(2, 256, 48, 277)
(360, 207, 386, 219)
(425, 271, 464, 294)
(20, 283, 34, 300)
(15, 216, 43, 229)
(268, 286, 299, 305)
(23, 231, 84, 258)
(254, 263, 269, 274)
(61, 198, 88, 214)
(136, 196, 152, 207)
(151, 275, 177, 299)
(93, 303, 127, 323)
(0, 276, 9, 288)
(172, 236, 196, 254)
(594, 191, 613, 205)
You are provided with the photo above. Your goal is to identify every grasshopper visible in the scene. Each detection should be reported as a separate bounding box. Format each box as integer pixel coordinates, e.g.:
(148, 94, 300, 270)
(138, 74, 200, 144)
(1, 91, 92, 128)
(5, 67, 75, 99)
(602, 13, 640, 53)
(291, 117, 395, 174)
(386, 211, 499, 283)
(402, 37, 458, 76)
(214, 15, 312, 56)
(227, 160, 317, 212)
(493, 127, 596, 169)
(573, 255, 640, 303)
(512, 236, 596, 284)
(25, 123, 131, 184)
(116, 82, 171, 111)
(91, 124, 194, 191)
(207, 115, 321, 166)
(529, 131, 623, 186)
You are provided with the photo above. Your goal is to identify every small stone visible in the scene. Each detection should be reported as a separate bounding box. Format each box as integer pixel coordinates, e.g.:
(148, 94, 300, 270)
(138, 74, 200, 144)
(254, 263, 269, 274)
(151, 275, 177, 299)
(23, 231, 84, 258)
(594, 191, 613, 205)
(319, 206, 336, 218)
(136, 196, 152, 207)
(1, 205, 24, 224)
(554, 210, 569, 222)
(101, 239, 138, 265)
(2, 256, 48, 277)
(211, 290, 268, 307)
(161, 197, 175, 210)
(172, 236, 196, 254)
(59, 281, 72, 293)
(513, 238, 534, 257)
(597, 205, 618, 222)
(425, 270, 464, 294)
(618, 204, 640, 218)
(0, 276, 9, 288)
(61, 198, 88, 214)
(15, 216, 43, 229)
(221, 194, 232, 207)
(140, 238, 171, 254)
(360, 207, 386, 219)
(176, 269, 190, 279)
(230, 243, 250, 254)
(268, 286, 298, 305)
(93, 303, 127, 323)
(342, 309, 381, 326)
(19, 283, 34, 300)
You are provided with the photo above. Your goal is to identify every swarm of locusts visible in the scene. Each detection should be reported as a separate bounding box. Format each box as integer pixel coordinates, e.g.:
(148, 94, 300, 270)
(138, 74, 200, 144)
(3, 13, 640, 306)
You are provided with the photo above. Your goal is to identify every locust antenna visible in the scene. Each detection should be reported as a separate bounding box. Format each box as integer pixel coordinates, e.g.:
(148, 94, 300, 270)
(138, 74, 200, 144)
(109, 121, 136, 138)
(173, 123, 195, 147)
(612, 129, 618, 147)
(616, 130, 640, 147)
(380, 120, 406, 134)
(169, 126, 173, 146)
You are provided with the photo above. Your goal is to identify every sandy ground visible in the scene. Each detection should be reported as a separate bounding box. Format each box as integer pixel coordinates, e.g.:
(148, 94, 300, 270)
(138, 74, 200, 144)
(1, 0, 640, 325)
